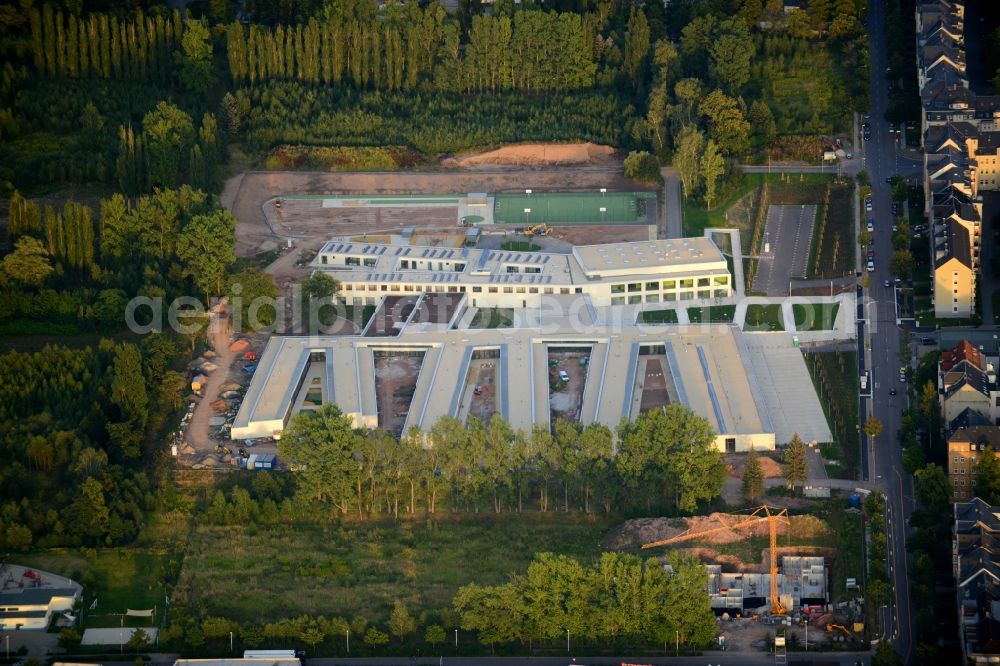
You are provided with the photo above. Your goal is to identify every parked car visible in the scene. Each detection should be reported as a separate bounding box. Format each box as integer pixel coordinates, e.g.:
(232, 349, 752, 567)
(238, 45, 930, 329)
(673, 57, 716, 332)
(891, 202, 898, 215)
(558, 370, 570, 382)
(865, 198, 873, 211)
(892, 224, 898, 233)
(868, 249, 875, 260)
(867, 218, 874, 232)
(867, 259, 875, 271)
(883, 279, 891, 288)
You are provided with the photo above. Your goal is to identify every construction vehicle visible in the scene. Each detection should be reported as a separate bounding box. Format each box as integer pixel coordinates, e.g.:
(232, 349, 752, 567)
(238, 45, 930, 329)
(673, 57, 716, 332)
(642, 505, 791, 615)
(524, 223, 552, 237)
(826, 624, 853, 639)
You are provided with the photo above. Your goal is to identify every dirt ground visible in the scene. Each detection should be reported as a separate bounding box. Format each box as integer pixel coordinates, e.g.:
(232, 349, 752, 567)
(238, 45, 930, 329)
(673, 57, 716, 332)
(725, 452, 785, 479)
(374, 353, 424, 436)
(548, 347, 591, 423)
(639, 356, 669, 412)
(441, 142, 619, 168)
(604, 512, 830, 551)
(221, 165, 655, 258)
(465, 358, 499, 422)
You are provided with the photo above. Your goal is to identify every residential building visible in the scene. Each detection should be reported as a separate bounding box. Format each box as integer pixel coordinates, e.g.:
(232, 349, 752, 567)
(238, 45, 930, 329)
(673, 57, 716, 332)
(939, 340, 1000, 428)
(0, 587, 80, 630)
(948, 427, 1000, 501)
(954, 498, 1000, 662)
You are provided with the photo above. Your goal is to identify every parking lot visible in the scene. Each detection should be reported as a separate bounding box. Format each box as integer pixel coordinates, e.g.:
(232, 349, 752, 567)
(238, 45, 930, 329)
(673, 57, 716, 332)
(754, 205, 818, 296)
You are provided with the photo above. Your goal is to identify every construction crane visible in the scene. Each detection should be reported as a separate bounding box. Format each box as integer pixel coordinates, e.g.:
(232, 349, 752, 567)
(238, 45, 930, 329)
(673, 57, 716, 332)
(642, 505, 791, 616)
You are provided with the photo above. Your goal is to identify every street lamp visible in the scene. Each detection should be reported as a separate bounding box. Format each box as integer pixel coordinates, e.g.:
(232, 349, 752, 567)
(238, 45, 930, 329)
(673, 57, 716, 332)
(524, 208, 531, 226)
(600, 206, 607, 224)
(346, 628, 350, 653)
(230, 631, 233, 653)
(600, 187, 607, 197)
(525, 188, 532, 196)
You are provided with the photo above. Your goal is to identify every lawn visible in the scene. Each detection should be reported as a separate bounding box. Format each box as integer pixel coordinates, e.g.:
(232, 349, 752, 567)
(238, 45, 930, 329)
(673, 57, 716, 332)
(682, 173, 765, 237)
(638, 308, 679, 324)
(19, 549, 173, 628)
(173, 515, 611, 624)
(501, 240, 540, 252)
(687, 305, 736, 323)
(793, 303, 840, 330)
(469, 307, 514, 328)
(812, 180, 855, 279)
(744, 304, 785, 331)
(804, 350, 859, 476)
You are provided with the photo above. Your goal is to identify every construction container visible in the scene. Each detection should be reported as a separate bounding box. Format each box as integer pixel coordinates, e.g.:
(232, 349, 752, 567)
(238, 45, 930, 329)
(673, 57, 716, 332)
(245, 453, 276, 470)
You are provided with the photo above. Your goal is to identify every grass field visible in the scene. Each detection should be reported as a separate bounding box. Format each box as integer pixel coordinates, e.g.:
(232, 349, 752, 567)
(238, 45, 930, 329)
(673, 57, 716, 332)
(638, 308, 679, 324)
(793, 303, 840, 330)
(744, 304, 785, 331)
(804, 350, 859, 475)
(19, 550, 172, 628)
(494, 192, 652, 225)
(174, 515, 611, 624)
(469, 307, 513, 328)
(687, 305, 736, 323)
(813, 180, 855, 279)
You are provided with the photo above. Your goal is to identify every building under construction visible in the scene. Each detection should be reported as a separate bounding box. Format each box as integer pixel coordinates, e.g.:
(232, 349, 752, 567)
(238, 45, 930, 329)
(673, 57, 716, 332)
(705, 556, 828, 615)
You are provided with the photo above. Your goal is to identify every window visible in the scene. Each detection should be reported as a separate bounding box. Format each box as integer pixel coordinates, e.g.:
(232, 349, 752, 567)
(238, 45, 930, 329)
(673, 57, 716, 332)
(714, 289, 727, 298)
(611, 284, 625, 294)
(628, 295, 642, 304)
(529, 288, 538, 294)
(680, 292, 694, 300)
(961, 457, 966, 463)
(561, 288, 570, 294)
(472, 286, 482, 293)
(575, 288, 582, 294)
(544, 288, 553, 294)
(403, 285, 412, 292)
(454, 263, 466, 272)
(448, 286, 457, 293)
(364, 258, 377, 267)
(321, 256, 328, 265)
(516, 287, 526, 294)
(507, 266, 519, 273)
(698, 290, 711, 299)
(380, 285, 388, 292)
(646, 282, 658, 291)
(344, 284, 353, 291)
(628, 283, 641, 292)
(713, 276, 728, 285)
(663, 280, 676, 290)
(680, 279, 694, 288)
(346, 257, 361, 267)
(611, 296, 625, 305)
(646, 294, 660, 303)
(664, 293, 677, 302)
(503, 287, 513, 293)
(488, 287, 498, 293)
(526, 267, 540, 274)
(698, 278, 710, 287)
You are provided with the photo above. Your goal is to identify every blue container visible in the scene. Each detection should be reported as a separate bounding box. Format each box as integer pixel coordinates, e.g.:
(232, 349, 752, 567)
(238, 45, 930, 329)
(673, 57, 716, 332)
(848, 494, 862, 508)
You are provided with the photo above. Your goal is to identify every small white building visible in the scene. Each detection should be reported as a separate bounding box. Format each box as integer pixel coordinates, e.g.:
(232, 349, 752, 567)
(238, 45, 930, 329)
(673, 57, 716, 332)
(0, 587, 80, 630)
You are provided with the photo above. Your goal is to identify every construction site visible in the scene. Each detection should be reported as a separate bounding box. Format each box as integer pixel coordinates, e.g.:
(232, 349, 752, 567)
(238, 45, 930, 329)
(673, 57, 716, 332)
(608, 503, 868, 652)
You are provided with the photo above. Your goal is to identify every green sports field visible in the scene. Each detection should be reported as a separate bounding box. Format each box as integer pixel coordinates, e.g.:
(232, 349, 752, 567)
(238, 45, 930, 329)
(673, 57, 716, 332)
(493, 192, 654, 225)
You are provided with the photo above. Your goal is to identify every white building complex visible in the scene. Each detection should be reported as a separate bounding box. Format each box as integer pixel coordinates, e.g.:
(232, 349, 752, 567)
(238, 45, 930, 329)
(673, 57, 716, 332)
(318, 236, 732, 309)
(232, 236, 832, 452)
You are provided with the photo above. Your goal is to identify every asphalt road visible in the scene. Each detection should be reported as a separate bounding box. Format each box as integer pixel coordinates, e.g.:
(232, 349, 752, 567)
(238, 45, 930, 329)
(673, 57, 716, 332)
(755, 204, 817, 295)
(861, 0, 916, 661)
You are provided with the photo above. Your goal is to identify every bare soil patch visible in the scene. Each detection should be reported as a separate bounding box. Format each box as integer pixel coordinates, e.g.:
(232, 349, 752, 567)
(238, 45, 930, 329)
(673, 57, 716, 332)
(442, 142, 619, 168)
(604, 512, 829, 551)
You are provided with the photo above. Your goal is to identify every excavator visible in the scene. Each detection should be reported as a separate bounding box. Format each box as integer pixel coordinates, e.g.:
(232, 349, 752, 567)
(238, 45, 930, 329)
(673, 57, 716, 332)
(524, 223, 553, 237)
(642, 505, 791, 616)
(826, 624, 854, 639)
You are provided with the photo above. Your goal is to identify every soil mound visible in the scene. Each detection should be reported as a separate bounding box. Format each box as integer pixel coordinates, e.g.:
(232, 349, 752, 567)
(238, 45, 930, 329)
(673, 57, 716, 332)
(605, 512, 829, 551)
(443, 143, 617, 167)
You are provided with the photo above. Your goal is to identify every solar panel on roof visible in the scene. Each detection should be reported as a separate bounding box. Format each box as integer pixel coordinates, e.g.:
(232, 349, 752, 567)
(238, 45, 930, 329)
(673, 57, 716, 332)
(421, 249, 430, 257)
(543, 256, 550, 264)
(379, 246, 387, 255)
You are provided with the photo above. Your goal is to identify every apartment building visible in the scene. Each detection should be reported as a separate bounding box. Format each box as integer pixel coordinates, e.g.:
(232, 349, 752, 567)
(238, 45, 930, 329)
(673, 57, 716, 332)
(954, 498, 1000, 663)
(916, 0, 1000, 319)
(948, 427, 1000, 502)
(940, 340, 1000, 428)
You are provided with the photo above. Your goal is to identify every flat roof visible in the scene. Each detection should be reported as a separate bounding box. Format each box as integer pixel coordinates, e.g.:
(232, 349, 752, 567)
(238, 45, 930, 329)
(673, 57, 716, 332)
(572, 238, 723, 276)
(232, 321, 826, 445)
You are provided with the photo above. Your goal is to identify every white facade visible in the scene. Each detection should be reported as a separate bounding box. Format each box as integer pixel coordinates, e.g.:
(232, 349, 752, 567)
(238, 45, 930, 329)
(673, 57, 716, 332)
(314, 237, 732, 310)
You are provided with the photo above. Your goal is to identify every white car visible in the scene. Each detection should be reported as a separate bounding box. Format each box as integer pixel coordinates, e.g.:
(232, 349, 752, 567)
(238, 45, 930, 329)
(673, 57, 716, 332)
(867, 259, 875, 272)
(865, 199, 873, 211)
(558, 370, 569, 382)
(867, 219, 874, 232)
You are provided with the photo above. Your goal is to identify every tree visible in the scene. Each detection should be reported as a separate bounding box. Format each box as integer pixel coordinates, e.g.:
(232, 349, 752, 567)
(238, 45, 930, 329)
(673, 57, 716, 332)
(748, 100, 776, 148)
(914, 463, 950, 513)
(783, 433, 808, 488)
(622, 8, 649, 86)
(742, 447, 765, 501)
(890, 250, 913, 280)
(178, 19, 213, 98)
(227, 269, 278, 332)
(142, 102, 194, 188)
(425, 624, 446, 647)
(126, 628, 150, 652)
(279, 404, 362, 513)
(363, 627, 389, 647)
(107, 343, 149, 460)
(302, 272, 341, 331)
(858, 230, 873, 246)
(872, 640, 904, 666)
(708, 20, 753, 94)
(623, 151, 662, 184)
(975, 452, 1000, 504)
(674, 125, 704, 199)
(176, 211, 237, 302)
(299, 626, 325, 649)
(699, 90, 751, 155)
(863, 416, 883, 439)
(700, 140, 725, 209)
(389, 600, 416, 641)
(0, 237, 54, 286)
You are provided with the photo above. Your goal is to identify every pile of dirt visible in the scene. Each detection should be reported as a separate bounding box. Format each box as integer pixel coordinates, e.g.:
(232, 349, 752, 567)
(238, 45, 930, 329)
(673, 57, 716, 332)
(605, 512, 829, 551)
(725, 453, 784, 478)
(443, 142, 618, 168)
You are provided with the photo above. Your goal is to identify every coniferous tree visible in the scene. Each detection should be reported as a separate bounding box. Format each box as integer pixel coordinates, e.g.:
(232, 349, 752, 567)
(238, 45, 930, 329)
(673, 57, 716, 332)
(742, 447, 765, 501)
